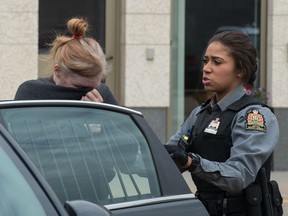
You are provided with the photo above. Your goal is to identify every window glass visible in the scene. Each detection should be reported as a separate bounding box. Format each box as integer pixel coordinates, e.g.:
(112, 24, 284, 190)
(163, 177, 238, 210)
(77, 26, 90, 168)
(39, 0, 105, 53)
(0, 140, 47, 216)
(2, 107, 161, 205)
(185, 0, 261, 117)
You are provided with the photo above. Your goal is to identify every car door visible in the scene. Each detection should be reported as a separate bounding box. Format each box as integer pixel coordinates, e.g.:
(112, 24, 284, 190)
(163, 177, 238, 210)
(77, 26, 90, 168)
(0, 100, 209, 216)
(105, 194, 208, 216)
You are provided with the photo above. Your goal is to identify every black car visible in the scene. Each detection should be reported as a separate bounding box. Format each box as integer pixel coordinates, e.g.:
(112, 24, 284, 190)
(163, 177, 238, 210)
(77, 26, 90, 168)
(0, 100, 208, 216)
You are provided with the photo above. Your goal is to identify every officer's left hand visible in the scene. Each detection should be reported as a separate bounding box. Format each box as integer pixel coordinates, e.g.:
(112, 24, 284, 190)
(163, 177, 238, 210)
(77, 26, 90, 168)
(164, 145, 189, 168)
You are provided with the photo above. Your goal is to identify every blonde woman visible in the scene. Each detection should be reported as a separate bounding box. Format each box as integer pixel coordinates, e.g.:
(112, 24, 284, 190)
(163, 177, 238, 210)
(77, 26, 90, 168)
(15, 17, 117, 105)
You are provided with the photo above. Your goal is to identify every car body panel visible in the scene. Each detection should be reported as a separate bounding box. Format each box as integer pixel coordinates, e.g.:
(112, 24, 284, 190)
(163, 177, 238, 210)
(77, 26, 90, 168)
(106, 194, 208, 216)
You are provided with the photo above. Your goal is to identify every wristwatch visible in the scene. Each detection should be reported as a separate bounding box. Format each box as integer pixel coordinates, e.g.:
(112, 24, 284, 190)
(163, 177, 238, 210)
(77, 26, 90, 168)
(188, 153, 200, 172)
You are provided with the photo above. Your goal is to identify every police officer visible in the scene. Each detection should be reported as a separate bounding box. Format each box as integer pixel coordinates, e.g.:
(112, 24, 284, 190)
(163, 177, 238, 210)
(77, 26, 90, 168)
(165, 31, 279, 216)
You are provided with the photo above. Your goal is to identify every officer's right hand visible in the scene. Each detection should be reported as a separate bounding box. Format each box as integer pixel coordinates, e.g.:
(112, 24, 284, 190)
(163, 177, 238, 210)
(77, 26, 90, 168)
(164, 145, 189, 168)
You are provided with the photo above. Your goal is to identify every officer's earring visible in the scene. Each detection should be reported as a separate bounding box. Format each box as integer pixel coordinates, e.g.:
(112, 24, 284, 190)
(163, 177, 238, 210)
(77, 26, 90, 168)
(236, 74, 241, 78)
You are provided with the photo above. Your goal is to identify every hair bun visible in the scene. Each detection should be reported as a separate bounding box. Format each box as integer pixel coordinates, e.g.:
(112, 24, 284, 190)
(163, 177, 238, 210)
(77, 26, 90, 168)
(67, 18, 88, 38)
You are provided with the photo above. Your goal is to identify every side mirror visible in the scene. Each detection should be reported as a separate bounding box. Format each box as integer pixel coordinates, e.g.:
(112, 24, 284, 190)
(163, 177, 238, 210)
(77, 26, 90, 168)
(64, 200, 113, 216)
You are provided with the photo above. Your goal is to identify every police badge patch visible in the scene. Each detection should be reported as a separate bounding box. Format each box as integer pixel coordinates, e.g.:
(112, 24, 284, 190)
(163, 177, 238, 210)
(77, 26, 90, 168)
(204, 118, 220, 134)
(245, 109, 266, 132)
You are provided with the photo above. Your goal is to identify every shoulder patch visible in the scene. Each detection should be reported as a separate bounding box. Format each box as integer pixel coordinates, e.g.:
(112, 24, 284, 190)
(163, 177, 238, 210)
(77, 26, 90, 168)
(245, 109, 266, 133)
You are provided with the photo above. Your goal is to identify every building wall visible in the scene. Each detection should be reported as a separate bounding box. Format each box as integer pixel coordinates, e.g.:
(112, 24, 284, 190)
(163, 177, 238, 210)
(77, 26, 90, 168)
(273, 108, 288, 170)
(121, 0, 171, 108)
(120, 0, 171, 143)
(267, 0, 288, 107)
(267, 0, 288, 170)
(0, 0, 38, 100)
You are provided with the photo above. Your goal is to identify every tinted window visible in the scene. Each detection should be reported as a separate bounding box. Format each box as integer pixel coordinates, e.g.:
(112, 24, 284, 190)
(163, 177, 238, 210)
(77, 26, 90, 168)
(184, 0, 261, 117)
(185, 0, 260, 91)
(2, 107, 161, 205)
(39, 0, 105, 53)
(0, 137, 51, 216)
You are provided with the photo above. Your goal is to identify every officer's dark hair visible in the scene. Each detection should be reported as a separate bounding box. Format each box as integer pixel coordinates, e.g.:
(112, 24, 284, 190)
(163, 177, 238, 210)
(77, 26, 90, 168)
(207, 31, 257, 86)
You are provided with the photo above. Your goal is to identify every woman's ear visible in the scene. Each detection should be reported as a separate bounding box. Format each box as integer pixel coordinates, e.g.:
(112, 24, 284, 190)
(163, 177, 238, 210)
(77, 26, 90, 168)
(235, 68, 245, 80)
(54, 64, 61, 77)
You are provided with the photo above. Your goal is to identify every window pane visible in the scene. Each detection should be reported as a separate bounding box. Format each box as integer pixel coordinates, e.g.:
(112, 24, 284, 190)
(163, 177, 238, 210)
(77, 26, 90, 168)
(2, 107, 161, 205)
(0, 142, 47, 216)
(39, 0, 105, 53)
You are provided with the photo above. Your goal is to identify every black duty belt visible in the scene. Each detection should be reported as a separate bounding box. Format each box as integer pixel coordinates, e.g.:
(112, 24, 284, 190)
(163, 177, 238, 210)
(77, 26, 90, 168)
(196, 191, 246, 215)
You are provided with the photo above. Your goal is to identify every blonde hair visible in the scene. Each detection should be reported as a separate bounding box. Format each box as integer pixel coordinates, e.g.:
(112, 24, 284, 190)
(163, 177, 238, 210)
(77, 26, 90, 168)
(48, 17, 107, 78)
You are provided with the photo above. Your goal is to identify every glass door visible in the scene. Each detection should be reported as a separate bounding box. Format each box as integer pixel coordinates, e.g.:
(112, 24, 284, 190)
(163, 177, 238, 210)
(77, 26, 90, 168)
(184, 0, 261, 118)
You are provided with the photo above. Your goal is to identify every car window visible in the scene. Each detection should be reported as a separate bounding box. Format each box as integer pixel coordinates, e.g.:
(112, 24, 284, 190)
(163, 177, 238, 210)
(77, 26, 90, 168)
(1, 107, 161, 205)
(0, 137, 50, 216)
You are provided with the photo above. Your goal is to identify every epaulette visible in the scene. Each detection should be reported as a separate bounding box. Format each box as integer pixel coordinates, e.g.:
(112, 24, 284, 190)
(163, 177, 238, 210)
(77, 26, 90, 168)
(227, 94, 272, 112)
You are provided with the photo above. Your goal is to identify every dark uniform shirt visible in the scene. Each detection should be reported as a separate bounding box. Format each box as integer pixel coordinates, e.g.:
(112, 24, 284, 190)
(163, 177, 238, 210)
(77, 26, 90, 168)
(167, 84, 279, 192)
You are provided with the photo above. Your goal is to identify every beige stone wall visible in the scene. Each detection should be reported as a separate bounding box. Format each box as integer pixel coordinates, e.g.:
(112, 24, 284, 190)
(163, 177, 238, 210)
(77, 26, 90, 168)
(121, 0, 171, 107)
(0, 0, 38, 100)
(267, 0, 288, 107)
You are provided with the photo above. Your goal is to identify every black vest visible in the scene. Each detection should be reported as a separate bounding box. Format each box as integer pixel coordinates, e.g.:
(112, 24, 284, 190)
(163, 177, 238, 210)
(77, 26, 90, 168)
(190, 95, 266, 192)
